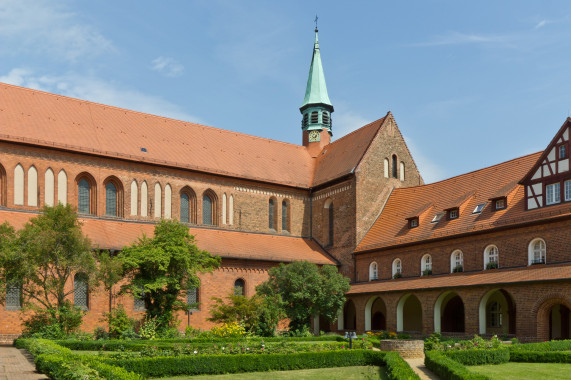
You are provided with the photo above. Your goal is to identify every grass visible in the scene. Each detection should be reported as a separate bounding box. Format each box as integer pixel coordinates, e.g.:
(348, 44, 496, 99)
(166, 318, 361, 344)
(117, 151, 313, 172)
(156, 366, 388, 380)
(470, 362, 571, 379)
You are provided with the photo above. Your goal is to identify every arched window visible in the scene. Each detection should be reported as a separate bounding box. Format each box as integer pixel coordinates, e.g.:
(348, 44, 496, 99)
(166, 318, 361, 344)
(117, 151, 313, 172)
(78, 179, 91, 214)
(392, 155, 398, 178)
(369, 262, 378, 281)
(392, 258, 402, 279)
(134, 286, 146, 311)
(187, 287, 199, 311)
(282, 199, 290, 232)
(14, 164, 24, 206)
(154, 183, 162, 218)
(229, 195, 234, 225)
(130, 180, 138, 216)
(27, 166, 38, 207)
(268, 197, 277, 230)
(222, 193, 227, 225)
(383, 158, 389, 178)
(164, 184, 172, 219)
(44, 168, 55, 207)
(450, 250, 463, 273)
(5, 280, 21, 310)
(57, 170, 67, 205)
(400, 162, 405, 181)
(324, 200, 334, 246)
(104, 177, 123, 217)
(484, 245, 499, 270)
(421, 254, 432, 276)
(528, 238, 546, 265)
(0, 163, 6, 207)
(202, 190, 218, 225)
(180, 193, 190, 223)
(140, 181, 148, 217)
(234, 278, 245, 296)
(74, 273, 89, 310)
(105, 182, 117, 216)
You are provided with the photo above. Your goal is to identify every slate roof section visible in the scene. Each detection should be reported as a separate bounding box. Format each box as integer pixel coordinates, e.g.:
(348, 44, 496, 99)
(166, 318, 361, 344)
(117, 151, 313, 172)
(0, 210, 337, 265)
(347, 264, 571, 294)
(0, 82, 387, 189)
(355, 151, 571, 252)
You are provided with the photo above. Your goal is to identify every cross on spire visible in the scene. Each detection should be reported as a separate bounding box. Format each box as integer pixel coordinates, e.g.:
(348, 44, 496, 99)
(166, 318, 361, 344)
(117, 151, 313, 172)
(314, 15, 318, 32)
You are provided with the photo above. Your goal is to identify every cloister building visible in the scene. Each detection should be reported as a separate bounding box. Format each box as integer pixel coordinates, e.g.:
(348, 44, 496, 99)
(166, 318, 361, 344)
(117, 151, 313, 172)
(0, 29, 569, 342)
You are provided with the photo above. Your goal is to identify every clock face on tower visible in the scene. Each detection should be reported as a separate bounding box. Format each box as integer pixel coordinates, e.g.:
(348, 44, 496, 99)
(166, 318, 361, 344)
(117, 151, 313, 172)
(308, 130, 321, 142)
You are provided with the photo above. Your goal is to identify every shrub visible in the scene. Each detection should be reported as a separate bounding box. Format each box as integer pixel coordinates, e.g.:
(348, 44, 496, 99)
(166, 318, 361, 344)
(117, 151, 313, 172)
(508, 339, 571, 352)
(510, 350, 571, 363)
(22, 302, 85, 338)
(210, 321, 247, 338)
(425, 351, 490, 380)
(104, 304, 135, 339)
(139, 317, 159, 340)
(444, 348, 509, 365)
(384, 351, 420, 380)
(95, 327, 110, 340)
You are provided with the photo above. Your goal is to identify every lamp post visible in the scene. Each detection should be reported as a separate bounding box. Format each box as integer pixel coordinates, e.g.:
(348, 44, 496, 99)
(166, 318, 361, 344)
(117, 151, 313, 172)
(344, 331, 357, 349)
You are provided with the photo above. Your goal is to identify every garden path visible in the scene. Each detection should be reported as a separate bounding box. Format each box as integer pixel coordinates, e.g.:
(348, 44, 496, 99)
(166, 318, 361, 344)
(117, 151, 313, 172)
(405, 357, 440, 380)
(0, 345, 47, 380)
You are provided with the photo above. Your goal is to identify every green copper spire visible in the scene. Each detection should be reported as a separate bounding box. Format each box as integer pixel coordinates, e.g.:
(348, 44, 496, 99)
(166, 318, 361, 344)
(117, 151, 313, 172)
(301, 28, 333, 110)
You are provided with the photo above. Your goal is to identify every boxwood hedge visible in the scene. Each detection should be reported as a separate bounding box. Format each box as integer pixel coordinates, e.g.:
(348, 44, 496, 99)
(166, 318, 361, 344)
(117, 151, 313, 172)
(508, 340, 571, 352)
(510, 350, 571, 363)
(425, 351, 491, 380)
(444, 348, 509, 365)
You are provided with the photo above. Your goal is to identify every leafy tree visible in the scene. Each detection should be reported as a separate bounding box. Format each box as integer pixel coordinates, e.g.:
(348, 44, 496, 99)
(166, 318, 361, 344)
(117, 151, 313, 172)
(0, 204, 95, 332)
(119, 219, 220, 330)
(257, 261, 350, 332)
(96, 250, 124, 323)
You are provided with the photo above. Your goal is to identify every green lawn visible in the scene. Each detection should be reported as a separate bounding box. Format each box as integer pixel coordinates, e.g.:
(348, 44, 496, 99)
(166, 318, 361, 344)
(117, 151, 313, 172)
(157, 366, 387, 380)
(470, 362, 571, 379)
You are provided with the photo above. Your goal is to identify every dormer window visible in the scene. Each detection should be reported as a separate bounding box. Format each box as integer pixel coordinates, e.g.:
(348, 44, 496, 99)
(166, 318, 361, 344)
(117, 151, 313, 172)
(448, 208, 459, 220)
(409, 218, 418, 228)
(431, 213, 444, 223)
(472, 203, 486, 214)
(495, 198, 505, 210)
(559, 144, 567, 159)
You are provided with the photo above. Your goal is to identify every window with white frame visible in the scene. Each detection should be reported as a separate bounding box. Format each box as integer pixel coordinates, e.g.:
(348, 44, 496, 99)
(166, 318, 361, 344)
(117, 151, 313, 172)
(449, 209, 459, 219)
(392, 258, 402, 278)
(528, 238, 546, 265)
(495, 199, 505, 210)
(369, 262, 378, 281)
(546, 183, 561, 205)
(450, 250, 463, 272)
(484, 245, 499, 270)
(559, 144, 567, 159)
(421, 254, 432, 276)
(565, 180, 571, 202)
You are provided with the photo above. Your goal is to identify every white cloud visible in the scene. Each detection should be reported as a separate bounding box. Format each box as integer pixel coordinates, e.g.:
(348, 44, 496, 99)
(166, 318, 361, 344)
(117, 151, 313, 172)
(151, 57, 184, 78)
(0, 0, 113, 62)
(403, 135, 447, 184)
(533, 20, 548, 30)
(411, 32, 512, 47)
(1, 68, 202, 124)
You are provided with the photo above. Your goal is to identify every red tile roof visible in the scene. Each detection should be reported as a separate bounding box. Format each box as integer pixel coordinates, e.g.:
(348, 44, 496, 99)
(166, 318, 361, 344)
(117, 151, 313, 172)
(356, 152, 571, 252)
(347, 264, 571, 294)
(0, 82, 384, 189)
(0, 210, 336, 265)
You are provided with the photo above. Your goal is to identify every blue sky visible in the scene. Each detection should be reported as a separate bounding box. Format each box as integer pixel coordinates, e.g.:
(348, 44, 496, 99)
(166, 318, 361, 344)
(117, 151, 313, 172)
(2, 1, 571, 183)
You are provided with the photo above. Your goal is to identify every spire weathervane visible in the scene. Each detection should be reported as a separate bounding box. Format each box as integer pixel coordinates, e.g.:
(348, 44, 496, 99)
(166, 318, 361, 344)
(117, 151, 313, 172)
(314, 15, 318, 31)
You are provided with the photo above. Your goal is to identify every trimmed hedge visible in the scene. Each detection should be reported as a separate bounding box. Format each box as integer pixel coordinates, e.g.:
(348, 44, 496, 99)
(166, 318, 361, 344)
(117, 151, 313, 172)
(425, 351, 490, 380)
(510, 350, 571, 363)
(444, 349, 509, 365)
(509, 340, 571, 352)
(101, 349, 419, 379)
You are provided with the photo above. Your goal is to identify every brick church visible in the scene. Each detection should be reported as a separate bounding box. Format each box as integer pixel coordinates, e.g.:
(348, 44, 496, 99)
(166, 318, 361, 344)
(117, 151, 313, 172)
(0, 29, 569, 342)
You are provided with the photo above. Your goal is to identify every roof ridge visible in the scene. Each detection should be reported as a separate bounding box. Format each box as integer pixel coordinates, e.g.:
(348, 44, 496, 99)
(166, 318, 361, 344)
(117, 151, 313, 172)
(0, 81, 310, 152)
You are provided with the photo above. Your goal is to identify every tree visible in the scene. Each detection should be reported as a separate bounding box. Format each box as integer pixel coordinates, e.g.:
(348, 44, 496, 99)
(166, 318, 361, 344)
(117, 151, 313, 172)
(96, 250, 124, 330)
(119, 219, 220, 329)
(0, 204, 96, 333)
(257, 261, 350, 332)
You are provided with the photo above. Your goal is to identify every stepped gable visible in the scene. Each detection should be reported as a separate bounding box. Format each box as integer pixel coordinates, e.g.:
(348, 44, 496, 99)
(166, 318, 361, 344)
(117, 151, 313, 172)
(355, 151, 571, 252)
(312, 116, 386, 186)
(0, 210, 336, 265)
(0, 83, 313, 188)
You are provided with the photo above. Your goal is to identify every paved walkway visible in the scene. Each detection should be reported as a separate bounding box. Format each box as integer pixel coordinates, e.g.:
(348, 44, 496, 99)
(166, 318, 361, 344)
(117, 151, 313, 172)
(0, 345, 47, 380)
(405, 357, 440, 380)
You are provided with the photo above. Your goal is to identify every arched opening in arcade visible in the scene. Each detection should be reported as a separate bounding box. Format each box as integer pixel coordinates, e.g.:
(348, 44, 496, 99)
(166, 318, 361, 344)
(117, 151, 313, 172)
(479, 289, 516, 335)
(397, 294, 422, 333)
(548, 304, 570, 340)
(364, 296, 387, 331)
(434, 291, 464, 333)
(318, 314, 332, 333)
(343, 300, 357, 330)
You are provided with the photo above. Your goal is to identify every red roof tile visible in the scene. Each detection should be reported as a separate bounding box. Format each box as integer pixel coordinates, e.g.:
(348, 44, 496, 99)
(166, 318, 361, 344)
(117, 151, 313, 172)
(347, 264, 571, 294)
(0, 210, 336, 265)
(355, 152, 571, 252)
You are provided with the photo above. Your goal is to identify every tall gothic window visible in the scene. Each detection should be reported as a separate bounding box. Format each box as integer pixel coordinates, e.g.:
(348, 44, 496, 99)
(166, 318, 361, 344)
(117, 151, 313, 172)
(0, 164, 6, 207)
(234, 279, 245, 296)
(74, 273, 88, 310)
(105, 182, 117, 216)
(269, 198, 277, 230)
(282, 200, 289, 232)
(187, 287, 199, 311)
(392, 154, 398, 178)
(5, 281, 21, 310)
(180, 193, 190, 223)
(328, 202, 334, 246)
(78, 179, 90, 214)
(203, 194, 213, 225)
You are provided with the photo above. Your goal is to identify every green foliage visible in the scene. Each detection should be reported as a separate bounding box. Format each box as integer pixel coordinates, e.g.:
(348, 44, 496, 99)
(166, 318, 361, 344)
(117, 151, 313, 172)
(119, 220, 220, 331)
(384, 351, 421, 380)
(428, 334, 503, 352)
(100, 349, 417, 378)
(256, 261, 350, 332)
(444, 348, 510, 365)
(424, 351, 491, 380)
(22, 301, 85, 338)
(508, 339, 571, 352)
(103, 304, 135, 339)
(509, 350, 571, 363)
(139, 316, 159, 340)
